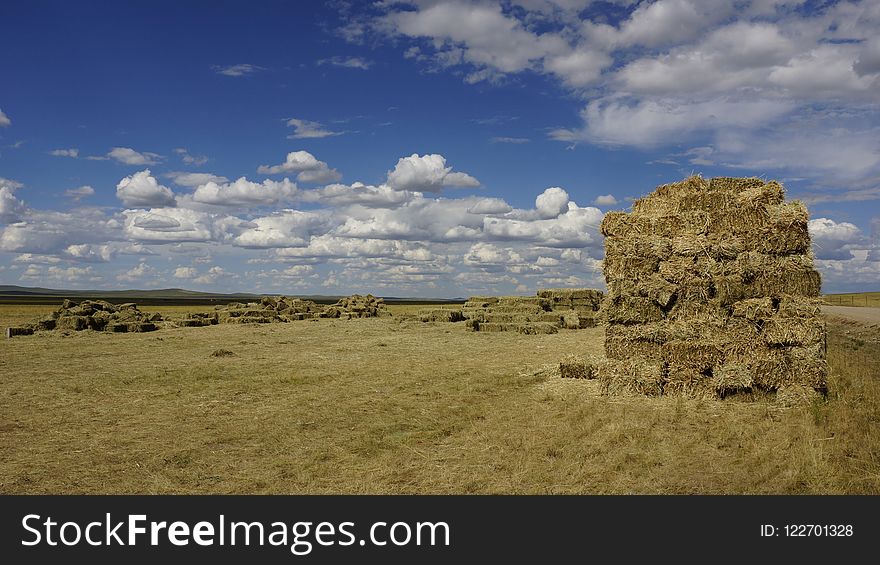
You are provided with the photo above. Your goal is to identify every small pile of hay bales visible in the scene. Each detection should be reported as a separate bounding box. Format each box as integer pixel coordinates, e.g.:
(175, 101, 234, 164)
(417, 308, 465, 322)
(461, 289, 603, 333)
(215, 296, 324, 324)
(597, 176, 827, 402)
(463, 295, 559, 334)
(321, 294, 391, 319)
(538, 288, 604, 329)
(6, 299, 162, 337)
(177, 312, 219, 327)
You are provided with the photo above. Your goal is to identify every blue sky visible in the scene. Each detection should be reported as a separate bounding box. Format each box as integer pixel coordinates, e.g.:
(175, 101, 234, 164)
(1, 0, 878, 297)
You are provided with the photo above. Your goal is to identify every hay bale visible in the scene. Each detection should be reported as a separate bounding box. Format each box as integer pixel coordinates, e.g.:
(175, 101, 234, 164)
(596, 359, 664, 396)
(604, 336, 663, 360)
(559, 354, 597, 379)
(662, 340, 725, 373)
(35, 317, 57, 331)
(600, 295, 663, 324)
(731, 298, 775, 320)
(762, 316, 825, 347)
(56, 316, 89, 331)
(6, 327, 35, 338)
(713, 363, 754, 396)
(560, 310, 580, 329)
(537, 288, 604, 300)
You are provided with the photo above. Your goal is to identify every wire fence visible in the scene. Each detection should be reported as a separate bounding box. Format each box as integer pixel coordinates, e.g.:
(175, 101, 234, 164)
(823, 294, 880, 308)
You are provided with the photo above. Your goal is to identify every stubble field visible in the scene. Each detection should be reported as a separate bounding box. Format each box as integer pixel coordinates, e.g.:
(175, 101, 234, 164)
(1, 303, 878, 494)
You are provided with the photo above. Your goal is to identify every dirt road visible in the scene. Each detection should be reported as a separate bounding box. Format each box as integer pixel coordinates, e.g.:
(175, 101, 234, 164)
(822, 305, 880, 325)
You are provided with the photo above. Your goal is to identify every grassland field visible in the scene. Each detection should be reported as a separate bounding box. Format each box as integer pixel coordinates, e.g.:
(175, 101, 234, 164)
(1, 302, 878, 494)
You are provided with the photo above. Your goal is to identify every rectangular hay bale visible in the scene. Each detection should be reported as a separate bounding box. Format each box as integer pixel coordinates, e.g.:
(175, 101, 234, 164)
(596, 359, 665, 396)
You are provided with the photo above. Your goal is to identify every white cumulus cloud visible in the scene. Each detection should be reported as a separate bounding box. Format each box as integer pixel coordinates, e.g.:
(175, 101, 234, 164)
(386, 154, 480, 192)
(116, 170, 176, 208)
(257, 151, 342, 183)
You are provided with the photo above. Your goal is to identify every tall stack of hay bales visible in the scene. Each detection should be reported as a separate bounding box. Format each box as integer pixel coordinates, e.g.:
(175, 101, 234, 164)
(537, 288, 603, 329)
(7, 299, 162, 336)
(599, 176, 826, 401)
(322, 294, 390, 319)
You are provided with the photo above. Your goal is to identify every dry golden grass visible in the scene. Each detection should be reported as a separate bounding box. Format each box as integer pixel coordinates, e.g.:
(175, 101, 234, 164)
(1, 304, 878, 494)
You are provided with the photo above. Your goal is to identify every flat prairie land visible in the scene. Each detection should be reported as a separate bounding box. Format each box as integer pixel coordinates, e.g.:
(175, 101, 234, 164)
(1, 304, 878, 494)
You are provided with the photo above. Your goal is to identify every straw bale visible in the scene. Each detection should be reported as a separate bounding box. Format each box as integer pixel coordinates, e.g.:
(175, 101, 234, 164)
(596, 359, 664, 396)
(653, 211, 710, 237)
(537, 288, 604, 300)
(763, 316, 825, 347)
(604, 336, 663, 360)
(707, 206, 771, 235)
(57, 316, 89, 331)
(718, 253, 821, 299)
(601, 211, 649, 237)
(609, 275, 677, 308)
(559, 310, 578, 329)
(749, 348, 790, 389)
(662, 340, 725, 373)
(559, 354, 598, 379)
(665, 299, 727, 325)
(462, 309, 488, 322)
(731, 297, 776, 320)
(539, 312, 564, 324)
(36, 317, 57, 331)
(600, 295, 663, 324)
(603, 255, 660, 280)
(671, 234, 710, 257)
(788, 344, 828, 391)
(481, 313, 539, 324)
(708, 236, 744, 260)
(88, 311, 111, 331)
(777, 295, 822, 317)
(604, 237, 671, 260)
(574, 310, 598, 328)
(6, 327, 35, 338)
(713, 363, 754, 396)
(664, 369, 716, 399)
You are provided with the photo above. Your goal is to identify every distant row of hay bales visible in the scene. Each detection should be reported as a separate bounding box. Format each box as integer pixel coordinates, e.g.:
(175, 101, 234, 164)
(323, 294, 391, 319)
(205, 296, 326, 325)
(5, 299, 162, 337)
(415, 288, 604, 334)
(593, 175, 826, 403)
(6, 294, 392, 337)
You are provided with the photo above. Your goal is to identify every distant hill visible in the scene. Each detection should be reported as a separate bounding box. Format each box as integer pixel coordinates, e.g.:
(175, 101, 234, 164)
(0, 285, 465, 306)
